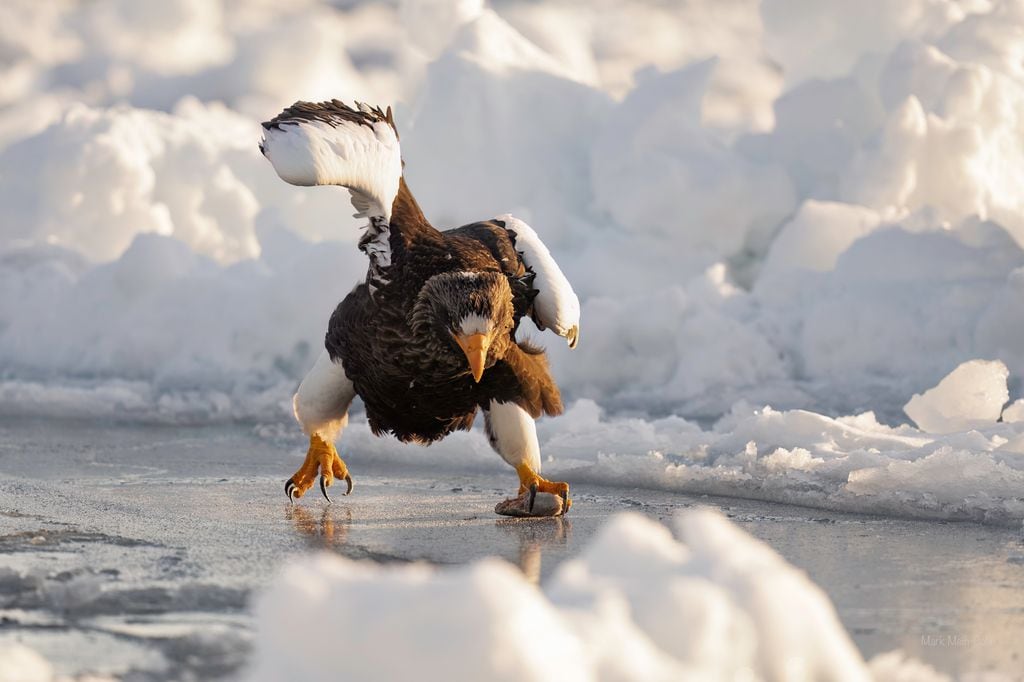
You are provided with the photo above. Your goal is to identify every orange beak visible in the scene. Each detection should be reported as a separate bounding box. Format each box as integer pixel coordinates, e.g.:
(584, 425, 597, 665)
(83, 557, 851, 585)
(454, 332, 489, 382)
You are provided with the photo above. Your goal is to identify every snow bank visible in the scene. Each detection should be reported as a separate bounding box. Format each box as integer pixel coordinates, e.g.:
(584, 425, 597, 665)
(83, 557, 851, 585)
(0, 98, 362, 262)
(248, 510, 940, 682)
(0, 643, 114, 682)
(5, 1, 1024, 524)
(545, 400, 1024, 526)
(0, 644, 52, 682)
(0, 231, 365, 418)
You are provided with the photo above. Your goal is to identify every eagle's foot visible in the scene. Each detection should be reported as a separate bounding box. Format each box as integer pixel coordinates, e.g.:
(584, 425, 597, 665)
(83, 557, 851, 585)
(286, 434, 353, 503)
(509, 464, 571, 516)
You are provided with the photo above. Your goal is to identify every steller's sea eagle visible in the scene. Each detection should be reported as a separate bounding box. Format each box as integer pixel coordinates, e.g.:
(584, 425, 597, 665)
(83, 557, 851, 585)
(260, 100, 580, 516)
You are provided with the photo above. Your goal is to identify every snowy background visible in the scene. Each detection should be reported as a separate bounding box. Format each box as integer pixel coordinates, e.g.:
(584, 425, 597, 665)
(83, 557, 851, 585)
(3, 1, 1024, 680)
(2, 0, 1023, 525)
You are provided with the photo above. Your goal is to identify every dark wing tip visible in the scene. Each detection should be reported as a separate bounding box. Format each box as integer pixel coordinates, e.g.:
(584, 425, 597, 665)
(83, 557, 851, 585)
(261, 99, 399, 137)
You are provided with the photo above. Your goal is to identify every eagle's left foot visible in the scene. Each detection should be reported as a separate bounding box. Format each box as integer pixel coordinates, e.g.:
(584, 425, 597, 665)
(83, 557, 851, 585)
(514, 464, 571, 516)
(285, 434, 353, 503)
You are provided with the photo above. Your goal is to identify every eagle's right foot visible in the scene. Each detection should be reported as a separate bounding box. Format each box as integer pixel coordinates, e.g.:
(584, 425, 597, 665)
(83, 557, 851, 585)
(511, 464, 571, 516)
(286, 434, 353, 503)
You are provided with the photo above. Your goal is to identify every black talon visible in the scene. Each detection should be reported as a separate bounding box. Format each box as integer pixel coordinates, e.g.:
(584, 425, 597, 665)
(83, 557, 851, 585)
(528, 483, 537, 514)
(560, 490, 569, 516)
(344, 473, 354, 495)
(285, 479, 296, 503)
(320, 475, 332, 503)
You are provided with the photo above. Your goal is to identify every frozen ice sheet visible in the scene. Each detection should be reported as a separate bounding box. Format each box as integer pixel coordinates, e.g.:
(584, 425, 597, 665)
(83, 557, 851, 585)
(0, 420, 1021, 680)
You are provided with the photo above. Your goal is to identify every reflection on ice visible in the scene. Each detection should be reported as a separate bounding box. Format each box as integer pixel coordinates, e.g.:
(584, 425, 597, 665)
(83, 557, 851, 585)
(286, 504, 351, 549)
(495, 517, 571, 584)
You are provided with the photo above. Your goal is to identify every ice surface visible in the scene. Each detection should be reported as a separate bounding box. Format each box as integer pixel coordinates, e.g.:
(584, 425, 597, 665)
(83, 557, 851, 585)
(247, 510, 945, 681)
(5, 421, 1021, 680)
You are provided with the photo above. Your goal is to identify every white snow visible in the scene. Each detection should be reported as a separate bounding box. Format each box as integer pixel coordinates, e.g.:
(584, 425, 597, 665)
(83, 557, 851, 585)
(2, 1, 1024, 523)
(247, 510, 944, 682)
(0, 642, 115, 682)
(0, 644, 52, 682)
(904, 359, 1010, 433)
(1001, 399, 1024, 424)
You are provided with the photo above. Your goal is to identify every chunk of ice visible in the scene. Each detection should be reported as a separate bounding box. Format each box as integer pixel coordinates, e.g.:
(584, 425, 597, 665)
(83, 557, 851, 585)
(904, 360, 1009, 433)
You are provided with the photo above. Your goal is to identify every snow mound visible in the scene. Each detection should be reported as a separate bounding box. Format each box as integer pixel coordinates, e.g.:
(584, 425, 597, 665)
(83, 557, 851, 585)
(0, 643, 114, 682)
(535, 399, 1024, 526)
(1002, 399, 1024, 424)
(759, 200, 882, 279)
(402, 7, 610, 237)
(904, 359, 1009, 433)
(248, 510, 935, 682)
(0, 99, 362, 263)
(590, 60, 795, 267)
(0, 644, 51, 682)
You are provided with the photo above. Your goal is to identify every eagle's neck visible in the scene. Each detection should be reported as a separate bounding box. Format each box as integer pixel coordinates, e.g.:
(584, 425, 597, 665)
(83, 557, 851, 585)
(390, 177, 431, 235)
(363, 177, 438, 295)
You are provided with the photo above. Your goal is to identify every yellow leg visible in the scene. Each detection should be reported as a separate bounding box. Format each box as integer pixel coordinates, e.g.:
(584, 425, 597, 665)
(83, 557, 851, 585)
(285, 434, 353, 502)
(515, 463, 571, 515)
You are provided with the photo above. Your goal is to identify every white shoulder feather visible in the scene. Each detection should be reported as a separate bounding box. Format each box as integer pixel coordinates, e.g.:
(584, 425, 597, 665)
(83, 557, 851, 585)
(497, 214, 581, 348)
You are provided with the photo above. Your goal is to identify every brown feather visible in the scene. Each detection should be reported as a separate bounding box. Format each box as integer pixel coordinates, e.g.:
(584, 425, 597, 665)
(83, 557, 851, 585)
(324, 179, 563, 443)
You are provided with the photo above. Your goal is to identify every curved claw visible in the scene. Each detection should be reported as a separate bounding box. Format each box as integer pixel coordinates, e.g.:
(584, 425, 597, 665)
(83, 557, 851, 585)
(566, 325, 579, 349)
(344, 473, 354, 495)
(319, 475, 332, 503)
(560, 490, 569, 516)
(528, 483, 538, 514)
(285, 478, 297, 503)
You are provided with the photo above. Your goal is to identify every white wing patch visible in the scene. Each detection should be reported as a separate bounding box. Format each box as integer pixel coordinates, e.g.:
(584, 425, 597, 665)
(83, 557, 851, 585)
(261, 116, 402, 222)
(496, 214, 581, 348)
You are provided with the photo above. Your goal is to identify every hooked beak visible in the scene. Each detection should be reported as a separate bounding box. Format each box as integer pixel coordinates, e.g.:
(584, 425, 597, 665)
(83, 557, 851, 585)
(454, 332, 489, 383)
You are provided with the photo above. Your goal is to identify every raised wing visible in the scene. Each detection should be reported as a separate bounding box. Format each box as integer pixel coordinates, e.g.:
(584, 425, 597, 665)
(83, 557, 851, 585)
(260, 100, 401, 221)
(496, 214, 580, 348)
(260, 100, 404, 292)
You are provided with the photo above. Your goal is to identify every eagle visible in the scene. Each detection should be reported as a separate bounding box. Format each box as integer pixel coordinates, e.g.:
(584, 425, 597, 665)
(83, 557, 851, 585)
(260, 100, 580, 516)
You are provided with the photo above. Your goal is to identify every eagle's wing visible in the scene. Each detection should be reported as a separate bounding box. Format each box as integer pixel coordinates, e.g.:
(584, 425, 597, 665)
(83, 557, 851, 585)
(496, 214, 581, 349)
(260, 100, 401, 222)
(260, 100, 403, 291)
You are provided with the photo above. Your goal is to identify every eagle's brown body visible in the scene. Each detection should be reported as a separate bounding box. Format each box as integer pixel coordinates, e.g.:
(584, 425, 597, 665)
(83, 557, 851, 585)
(326, 180, 562, 443)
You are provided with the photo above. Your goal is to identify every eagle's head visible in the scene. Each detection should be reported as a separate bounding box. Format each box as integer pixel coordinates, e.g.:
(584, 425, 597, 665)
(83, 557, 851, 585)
(413, 271, 515, 382)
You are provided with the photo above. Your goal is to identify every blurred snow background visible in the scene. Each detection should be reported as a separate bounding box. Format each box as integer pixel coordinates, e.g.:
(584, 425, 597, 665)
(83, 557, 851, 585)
(2, 0, 1024, 523)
